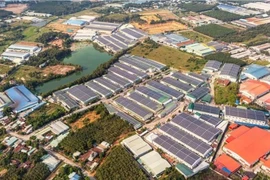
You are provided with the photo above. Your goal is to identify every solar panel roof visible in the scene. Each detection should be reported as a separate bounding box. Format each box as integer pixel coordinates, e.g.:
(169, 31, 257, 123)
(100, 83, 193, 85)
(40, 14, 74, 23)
(115, 32, 133, 42)
(171, 72, 203, 87)
(121, 28, 143, 39)
(225, 106, 266, 122)
(128, 55, 166, 70)
(116, 111, 142, 130)
(171, 113, 221, 142)
(115, 96, 153, 120)
(67, 85, 98, 103)
(161, 77, 194, 93)
(160, 123, 212, 157)
(85, 81, 112, 98)
(199, 114, 223, 127)
(220, 63, 240, 79)
(187, 87, 209, 99)
(114, 62, 148, 78)
(94, 77, 122, 93)
(128, 92, 163, 112)
(204, 60, 222, 70)
(193, 103, 220, 115)
(103, 36, 127, 49)
(135, 86, 171, 104)
(147, 80, 184, 100)
(153, 135, 201, 168)
(103, 73, 131, 88)
(188, 72, 208, 82)
(108, 67, 140, 83)
(57, 93, 78, 109)
(119, 56, 152, 72)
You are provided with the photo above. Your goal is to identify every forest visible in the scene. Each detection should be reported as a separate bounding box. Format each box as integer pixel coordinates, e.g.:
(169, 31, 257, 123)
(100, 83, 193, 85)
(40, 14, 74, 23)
(179, 3, 216, 12)
(59, 104, 133, 154)
(28, 1, 102, 16)
(204, 10, 244, 22)
(194, 24, 236, 39)
(0, 9, 13, 18)
(36, 32, 71, 47)
(219, 24, 270, 43)
(25, 48, 71, 67)
(205, 52, 246, 66)
(95, 146, 147, 180)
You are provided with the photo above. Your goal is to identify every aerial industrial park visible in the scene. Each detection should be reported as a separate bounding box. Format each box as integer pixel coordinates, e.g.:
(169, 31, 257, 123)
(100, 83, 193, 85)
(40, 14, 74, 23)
(1, 0, 270, 180)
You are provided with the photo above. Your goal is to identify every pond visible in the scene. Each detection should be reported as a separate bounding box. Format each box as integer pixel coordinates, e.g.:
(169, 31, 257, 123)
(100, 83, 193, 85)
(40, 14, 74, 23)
(35, 45, 112, 94)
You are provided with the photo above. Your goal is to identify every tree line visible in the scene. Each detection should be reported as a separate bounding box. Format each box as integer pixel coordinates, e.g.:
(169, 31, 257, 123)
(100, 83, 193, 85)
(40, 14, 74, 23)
(179, 3, 216, 12)
(35, 32, 71, 47)
(204, 9, 246, 22)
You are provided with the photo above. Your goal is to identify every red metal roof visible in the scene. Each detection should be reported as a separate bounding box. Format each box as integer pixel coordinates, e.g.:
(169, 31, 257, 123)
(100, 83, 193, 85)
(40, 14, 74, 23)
(215, 154, 241, 173)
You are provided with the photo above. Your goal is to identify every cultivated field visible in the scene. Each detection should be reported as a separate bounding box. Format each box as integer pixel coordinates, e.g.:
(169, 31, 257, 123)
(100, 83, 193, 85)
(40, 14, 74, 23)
(0, 4, 28, 14)
(43, 65, 76, 75)
(132, 21, 187, 34)
(46, 19, 80, 34)
(139, 9, 179, 21)
(71, 111, 100, 130)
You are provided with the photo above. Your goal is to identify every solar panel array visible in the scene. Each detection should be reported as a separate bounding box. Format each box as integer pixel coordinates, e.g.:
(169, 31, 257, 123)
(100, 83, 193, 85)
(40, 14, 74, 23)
(204, 60, 222, 70)
(220, 63, 240, 79)
(67, 85, 98, 104)
(116, 111, 142, 130)
(225, 106, 266, 122)
(103, 73, 131, 88)
(160, 123, 212, 157)
(94, 77, 122, 93)
(121, 28, 145, 39)
(119, 56, 152, 72)
(188, 87, 209, 99)
(135, 86, 171, 104)
(171, 113, 221, 142)
(108, 67, 140, 83)
(114, 62, 148, 79)
(115, 96, 153, 120)
(161, 77, 194, 93)
(153, 135, 201, 168)
(95, 36, 122, 52)
(171, 72, 203, 87)
(85, 81, 112, 98)
(193, 103, 220, 116)
(199, 114, 222, 127)
(128, 92, 163, 112)
(129, 55, 166, 70)
(57, 93, 78, 109)
(188, 72, 208, 82)
(147, 80, 184, 100)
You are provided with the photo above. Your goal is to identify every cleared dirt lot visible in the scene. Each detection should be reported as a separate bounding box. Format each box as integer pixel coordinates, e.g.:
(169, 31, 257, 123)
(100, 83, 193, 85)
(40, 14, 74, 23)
(139, 9, 179, 21)
(71, 111, 100, 130)
(132, 21, 187, 34)
(42, 65, 76, 75)
(1, 4, 28, 14)
(46, 19, 80, 34)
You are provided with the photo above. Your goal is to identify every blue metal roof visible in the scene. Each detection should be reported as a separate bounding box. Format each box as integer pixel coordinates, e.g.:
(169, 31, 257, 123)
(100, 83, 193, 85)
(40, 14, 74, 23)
(243, 64, 270, 79)
(5, 85, 39, 113)
(65, 19, 86, 26)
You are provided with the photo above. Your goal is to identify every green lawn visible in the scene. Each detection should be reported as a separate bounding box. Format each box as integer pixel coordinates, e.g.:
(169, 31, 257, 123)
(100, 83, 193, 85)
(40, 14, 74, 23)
(179, 30, 213, 43)
(23, 26, 51, 42)
(129, 43, 206, 72)
(0, 64, 12, 74)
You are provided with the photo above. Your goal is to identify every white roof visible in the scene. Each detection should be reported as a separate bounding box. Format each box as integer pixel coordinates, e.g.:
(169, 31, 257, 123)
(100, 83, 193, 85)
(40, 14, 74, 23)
(139, 151, 171, 177)
(122, 134, 152, 157)
(8, 44, 39, 51)
(2, 51, 29, 58)
(50, 121, 69, 135)
(42, 154, 60, 171)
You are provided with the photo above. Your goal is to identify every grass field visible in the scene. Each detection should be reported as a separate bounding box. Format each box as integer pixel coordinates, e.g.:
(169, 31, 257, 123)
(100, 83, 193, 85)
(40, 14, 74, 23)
(23, 26, 51, 41)
(179, 30, 213, 43)
(8, 65, 44, 82)
(129, 43, 206, 72)
(0, 64, 12, 74)
(242, 34, 270, 46)
(29, 103, 64, 118)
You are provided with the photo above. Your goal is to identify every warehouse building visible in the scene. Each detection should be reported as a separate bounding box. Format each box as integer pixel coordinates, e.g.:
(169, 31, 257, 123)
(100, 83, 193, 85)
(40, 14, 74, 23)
(121, 134, 152, 158)
(224, 106, 268, 128)
(250, 43, 270, 53)
(1, 51, 30, 64)
(6, 44, 41, 55)
(161, 77, 194, 94)
(182, 15, 222, 27)
(241, 64, 270, 80)
(53, 89, 79, 111)
(66, 85, 99, 105)
(114, 62, 149, 80)
(181, 43, 215, 57)
(186, 87, 210, 102)
(214, 154, 241, 177)
(50, 121, 69, 135)
(150, 33, 192, 48)
(188, 103, 220, 118)
(138, 151, 171, 177)
(239, 80, 270, 102)
(170, 72, 204, 87)
(108, 66, 141, 84)
(103, 73, 132, 89)
(187, 72, 208, 82)
(217, 4, 260, 16)
(93, 77, 122, 94)
(85, 81, 113, 99)
(114, 96, 153, 121)
(5, 85, 39, 113)
(257, 93, 270, 110)
(261, 159, 270, 173)
(85, 21, 121, 34)
(0, 92, 12, 110)
(219, 63, 240, 82)
(223, 126, 270, 167)
(73, 29, 96, 41)
(41, 154, 60, 171)
(197, 114, 223, 128)
(202, 60, 222, 74)
(63, 19, 87, 26)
